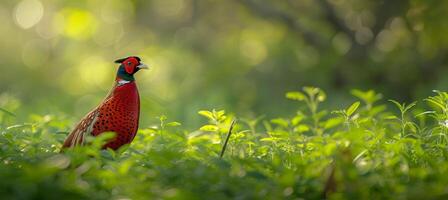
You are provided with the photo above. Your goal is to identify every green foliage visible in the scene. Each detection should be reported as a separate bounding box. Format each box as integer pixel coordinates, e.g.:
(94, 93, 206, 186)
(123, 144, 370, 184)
(286, 87, 327, 135)
(3, 88, 448, 199)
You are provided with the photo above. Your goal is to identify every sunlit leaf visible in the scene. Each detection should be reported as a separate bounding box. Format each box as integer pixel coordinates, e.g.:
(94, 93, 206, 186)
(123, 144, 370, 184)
(291, 115, 304, 126)
(166, 122, 181, 127)
(271, 118, 289, 128)
(199, 125, 218, 132)
(317, 90, 326, 102)
(324, 117, 344, 129)
(260, 137, 280, 142)
(294, 124, 310, 133)
(285, 91, 305, 101)
(198, 110, 214, 120)
(384, 115, 398, 120)
(346, 101, 360, 116)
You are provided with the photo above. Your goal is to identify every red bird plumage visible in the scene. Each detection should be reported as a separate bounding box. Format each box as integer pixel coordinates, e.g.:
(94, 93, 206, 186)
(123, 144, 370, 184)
(62, 56, 148, 150)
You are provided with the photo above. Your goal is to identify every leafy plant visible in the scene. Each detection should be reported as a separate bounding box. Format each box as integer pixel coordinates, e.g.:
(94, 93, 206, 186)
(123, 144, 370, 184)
(2, 88, 448, 199)
(388, 100, 417, 138)
(286, 86, 327, 135)
(332, 101, 360, 129)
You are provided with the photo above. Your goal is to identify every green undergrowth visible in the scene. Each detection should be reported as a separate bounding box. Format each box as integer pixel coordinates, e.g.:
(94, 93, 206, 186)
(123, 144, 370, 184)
(2, 87, 448, 199)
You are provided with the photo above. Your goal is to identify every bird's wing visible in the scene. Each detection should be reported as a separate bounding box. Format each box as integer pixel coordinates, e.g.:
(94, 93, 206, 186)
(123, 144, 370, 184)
(62, 109, 100, 148)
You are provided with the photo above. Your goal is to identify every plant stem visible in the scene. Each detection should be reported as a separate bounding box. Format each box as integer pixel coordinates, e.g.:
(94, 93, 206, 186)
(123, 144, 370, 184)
(220, 119, 236, 158)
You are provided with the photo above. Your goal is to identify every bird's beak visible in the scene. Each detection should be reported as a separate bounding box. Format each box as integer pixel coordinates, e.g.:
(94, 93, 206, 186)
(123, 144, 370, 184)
(137, 63, 149, 69)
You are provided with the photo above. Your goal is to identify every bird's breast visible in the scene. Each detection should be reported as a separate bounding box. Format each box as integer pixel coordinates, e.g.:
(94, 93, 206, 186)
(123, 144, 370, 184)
(92, 81, 141, 149)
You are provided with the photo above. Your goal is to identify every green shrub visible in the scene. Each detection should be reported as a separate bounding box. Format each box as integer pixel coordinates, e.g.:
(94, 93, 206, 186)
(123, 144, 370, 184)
(2, 88, 448, 199)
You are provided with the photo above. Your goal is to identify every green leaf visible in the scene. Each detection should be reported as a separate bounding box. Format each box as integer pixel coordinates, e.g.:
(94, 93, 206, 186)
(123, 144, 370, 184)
(91, 132, 116, 148)
(415, 111, 435, 118)
(199, 125, 218, 132)
(331, 110, 345, 115)
(351, 89, 382, 105)
(389, 100, 404, 112)
(384, 115, 398, 120)
(346, 101, 360, 116)
(406, 122, 418, 133)
(425, 98, 445, 111)
(198, 110, 214, 120)
(0, 107, 16, 117)
(165, 122, 181, 127)
(159, 115, 167, 121)
(316, 110, 328, 119)
(6, 123, 33, 130)
(291, 115, 304, 126)
(403, 101, 417, 113)
(260, 137, 280, 142)
(271, 118, 289, 128)
(370, 105, 386, 116)
(294, 124, 310, 133)
(303, 86, 319, 96)
(353, 150, 368, 163)
(285, 91, 305, 101)
(324, 117, 344, 129)
(317, 90, 326, 102)
(215, 110, 226, 118)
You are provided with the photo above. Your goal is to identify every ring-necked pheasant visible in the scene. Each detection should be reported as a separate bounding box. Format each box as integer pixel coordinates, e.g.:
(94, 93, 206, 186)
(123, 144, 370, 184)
(62, 56, 148, 150)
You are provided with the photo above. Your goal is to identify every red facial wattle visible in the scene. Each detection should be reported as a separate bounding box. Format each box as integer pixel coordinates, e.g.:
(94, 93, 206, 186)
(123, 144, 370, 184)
(122, 57, 140, 74)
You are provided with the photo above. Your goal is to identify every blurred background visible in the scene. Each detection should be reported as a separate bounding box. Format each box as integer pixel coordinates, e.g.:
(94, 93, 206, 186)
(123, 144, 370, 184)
(0, 0, 448, 128)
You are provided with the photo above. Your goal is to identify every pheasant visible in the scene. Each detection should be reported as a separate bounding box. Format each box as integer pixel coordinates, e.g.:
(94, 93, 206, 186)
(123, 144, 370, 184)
(62, 56, 148, 150)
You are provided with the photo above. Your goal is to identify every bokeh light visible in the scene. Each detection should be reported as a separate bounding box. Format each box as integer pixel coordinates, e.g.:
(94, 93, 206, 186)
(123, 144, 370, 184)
(14, 0, 44, 29)
(0, 0, 448, 128)
(59, 8, 98, 40)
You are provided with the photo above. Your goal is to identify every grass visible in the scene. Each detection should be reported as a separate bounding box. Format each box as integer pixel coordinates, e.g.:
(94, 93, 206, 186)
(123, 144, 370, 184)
(2, 87, 448, 199)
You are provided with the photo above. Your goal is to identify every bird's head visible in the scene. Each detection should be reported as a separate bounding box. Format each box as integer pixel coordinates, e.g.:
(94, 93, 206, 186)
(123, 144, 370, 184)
(114, 56, 148, 81)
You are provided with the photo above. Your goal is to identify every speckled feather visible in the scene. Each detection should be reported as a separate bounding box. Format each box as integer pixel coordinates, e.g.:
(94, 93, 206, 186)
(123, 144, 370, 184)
(62, 81, 140, 150)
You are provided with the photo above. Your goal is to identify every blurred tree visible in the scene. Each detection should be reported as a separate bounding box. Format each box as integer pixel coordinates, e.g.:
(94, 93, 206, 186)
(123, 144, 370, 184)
(0, 0, 448, 127)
